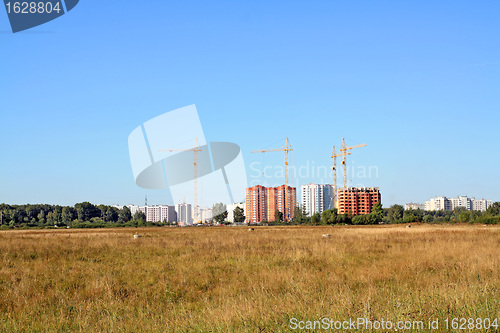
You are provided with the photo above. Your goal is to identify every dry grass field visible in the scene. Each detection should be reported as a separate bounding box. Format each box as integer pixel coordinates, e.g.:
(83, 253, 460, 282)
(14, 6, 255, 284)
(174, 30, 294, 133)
(0, 224, 498, 332)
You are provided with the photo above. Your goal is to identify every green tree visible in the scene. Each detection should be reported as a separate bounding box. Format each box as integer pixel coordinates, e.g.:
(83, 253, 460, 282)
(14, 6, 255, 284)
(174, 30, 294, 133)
(98, 205, 107, 220)
(25, 205, 36, 220)
(46, 211, 55, 225)
(233, 207, 245, 223)
(387, 204, 404, 223)
(423, 214, 433, 223)
(310, 212, 320, 225)
(52, 206, 62, 224)
(458, 212, 470, 223)
(61, 207, 75, 224)
(337, 213, 351, 225)
(75, 202, 100, 221)
(293, 206, 308, 224)
(352, 214, 367, 225)
(371, 202, 384, 223)
(37, 210, 46, 224)
(132, 211, 146, 223)
(486, 202, 500, 216)
(105, 207, 118, 222)
(321, 209, 338, 225)
(212, 203, 228, 224)
(212, 202, 226, 217)
(118, 206, 132, 223)
(403, 208, 422, 223)
(274, 210, 283, 222)
(213, 210, 228, 224)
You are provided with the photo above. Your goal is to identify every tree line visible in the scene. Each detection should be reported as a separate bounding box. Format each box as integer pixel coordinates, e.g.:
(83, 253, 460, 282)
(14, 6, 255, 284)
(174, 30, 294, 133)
(0, 202, 161, 229)
(1, 201, 498, 229)
(261, 202, 500, 225)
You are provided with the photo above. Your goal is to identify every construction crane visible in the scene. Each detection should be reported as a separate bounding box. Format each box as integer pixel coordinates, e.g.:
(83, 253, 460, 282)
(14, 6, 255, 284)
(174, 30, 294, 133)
(159, 138, 202, 222)
(331, 145, 350, 209)
(339, 137, 366, 190)
(251, 137, 293, 221)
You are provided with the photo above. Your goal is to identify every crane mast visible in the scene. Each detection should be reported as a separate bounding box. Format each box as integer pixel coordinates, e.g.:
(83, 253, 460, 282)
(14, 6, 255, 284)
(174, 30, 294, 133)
(339, 137, 367, 190)
(331, 145, 350, 209)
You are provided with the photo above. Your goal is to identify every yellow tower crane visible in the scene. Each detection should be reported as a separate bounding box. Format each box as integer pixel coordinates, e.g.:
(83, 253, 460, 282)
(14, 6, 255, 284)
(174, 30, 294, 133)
(160, 138, 202, 223)
(331, 145, 350, 209)
(339, 137, 367, 190)
(251, 137, 293, 221)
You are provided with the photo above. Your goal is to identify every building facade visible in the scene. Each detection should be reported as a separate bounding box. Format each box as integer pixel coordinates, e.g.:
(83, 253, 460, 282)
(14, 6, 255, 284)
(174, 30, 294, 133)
(425, 196, 493, 212)
(245, 185, 297, 223)
(424, 197, 450, 211)
(337, 187, 381, 215)
(200, 208, 213, 223)
(176, 203, 193, 225)
(472, 199, 493, 212)
(159, 205, 177, 223)
(245, 185, 267, 224)
(301, 183, 335, 216)
(127, 205, 176, 223)
(128, 205, 146, 217)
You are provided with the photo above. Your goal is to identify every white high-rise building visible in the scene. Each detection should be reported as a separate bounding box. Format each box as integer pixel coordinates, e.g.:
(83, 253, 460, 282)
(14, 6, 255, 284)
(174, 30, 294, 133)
(128, 205, 140, 216)
(176, 203, 193, 225)
(200, 208, 213, 223)
(425, 196, 493, 212)
(471, 199, 493, 212)
(425, 197, 451, 211)
(127, 205, 176, 222)
(128, 205, 146, 216)
(449, 196, 472, 211)
(301, 184, 334, 216)
(159, 205, 177, 223)
(146, 206, 160, 222)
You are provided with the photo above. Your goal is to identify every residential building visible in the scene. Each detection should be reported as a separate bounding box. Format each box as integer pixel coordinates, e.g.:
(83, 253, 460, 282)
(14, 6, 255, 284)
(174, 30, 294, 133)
(245, 185, 297, 223)
(176, 203, 193, 225)
(425, 196, 493, 212)
(266, 185, 296, 221)
(337, 187, 381, 215)
(472, 199, 493, 212)
(127, 205, 176, 223)
(128, 205, 146, 216)
(200, 208, 213, 223)
(449, 196, 472, 211)
(159, 205, 177, 223)
(245, 185, 266, 223)
(425, 197, 450, 211)
(301, 183, 335, 216)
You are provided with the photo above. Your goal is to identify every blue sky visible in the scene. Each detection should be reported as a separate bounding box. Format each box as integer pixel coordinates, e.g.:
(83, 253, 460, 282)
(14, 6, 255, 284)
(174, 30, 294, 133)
(1, 0, 499, 207)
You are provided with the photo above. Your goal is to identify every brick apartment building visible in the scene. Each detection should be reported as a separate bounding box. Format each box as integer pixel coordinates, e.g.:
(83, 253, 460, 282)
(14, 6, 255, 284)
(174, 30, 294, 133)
(245, 185, 297, 223)
(337, 187, 381, 215)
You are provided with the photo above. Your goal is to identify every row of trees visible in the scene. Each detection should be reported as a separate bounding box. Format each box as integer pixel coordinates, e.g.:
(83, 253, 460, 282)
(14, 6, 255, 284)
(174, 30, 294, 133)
(384, 202, 500, 224)
(260, 202, 500, 225)
(279, 203, 385, 225)
(0, 202, 159, 229)
(2, 201, 498, 229)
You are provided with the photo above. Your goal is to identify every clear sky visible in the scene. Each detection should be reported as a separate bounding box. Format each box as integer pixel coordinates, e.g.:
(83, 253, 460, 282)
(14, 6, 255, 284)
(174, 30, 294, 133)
(1, 1, 499, 207)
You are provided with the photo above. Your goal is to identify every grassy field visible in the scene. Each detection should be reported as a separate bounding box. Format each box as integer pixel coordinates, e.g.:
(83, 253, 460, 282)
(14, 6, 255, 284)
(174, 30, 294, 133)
(0, 224, 498, 332)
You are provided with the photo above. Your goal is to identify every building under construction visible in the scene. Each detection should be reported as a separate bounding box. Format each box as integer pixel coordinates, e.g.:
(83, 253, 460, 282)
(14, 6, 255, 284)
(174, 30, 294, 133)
(337, 187, 381, 215)
(245, 185, 296, 223)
